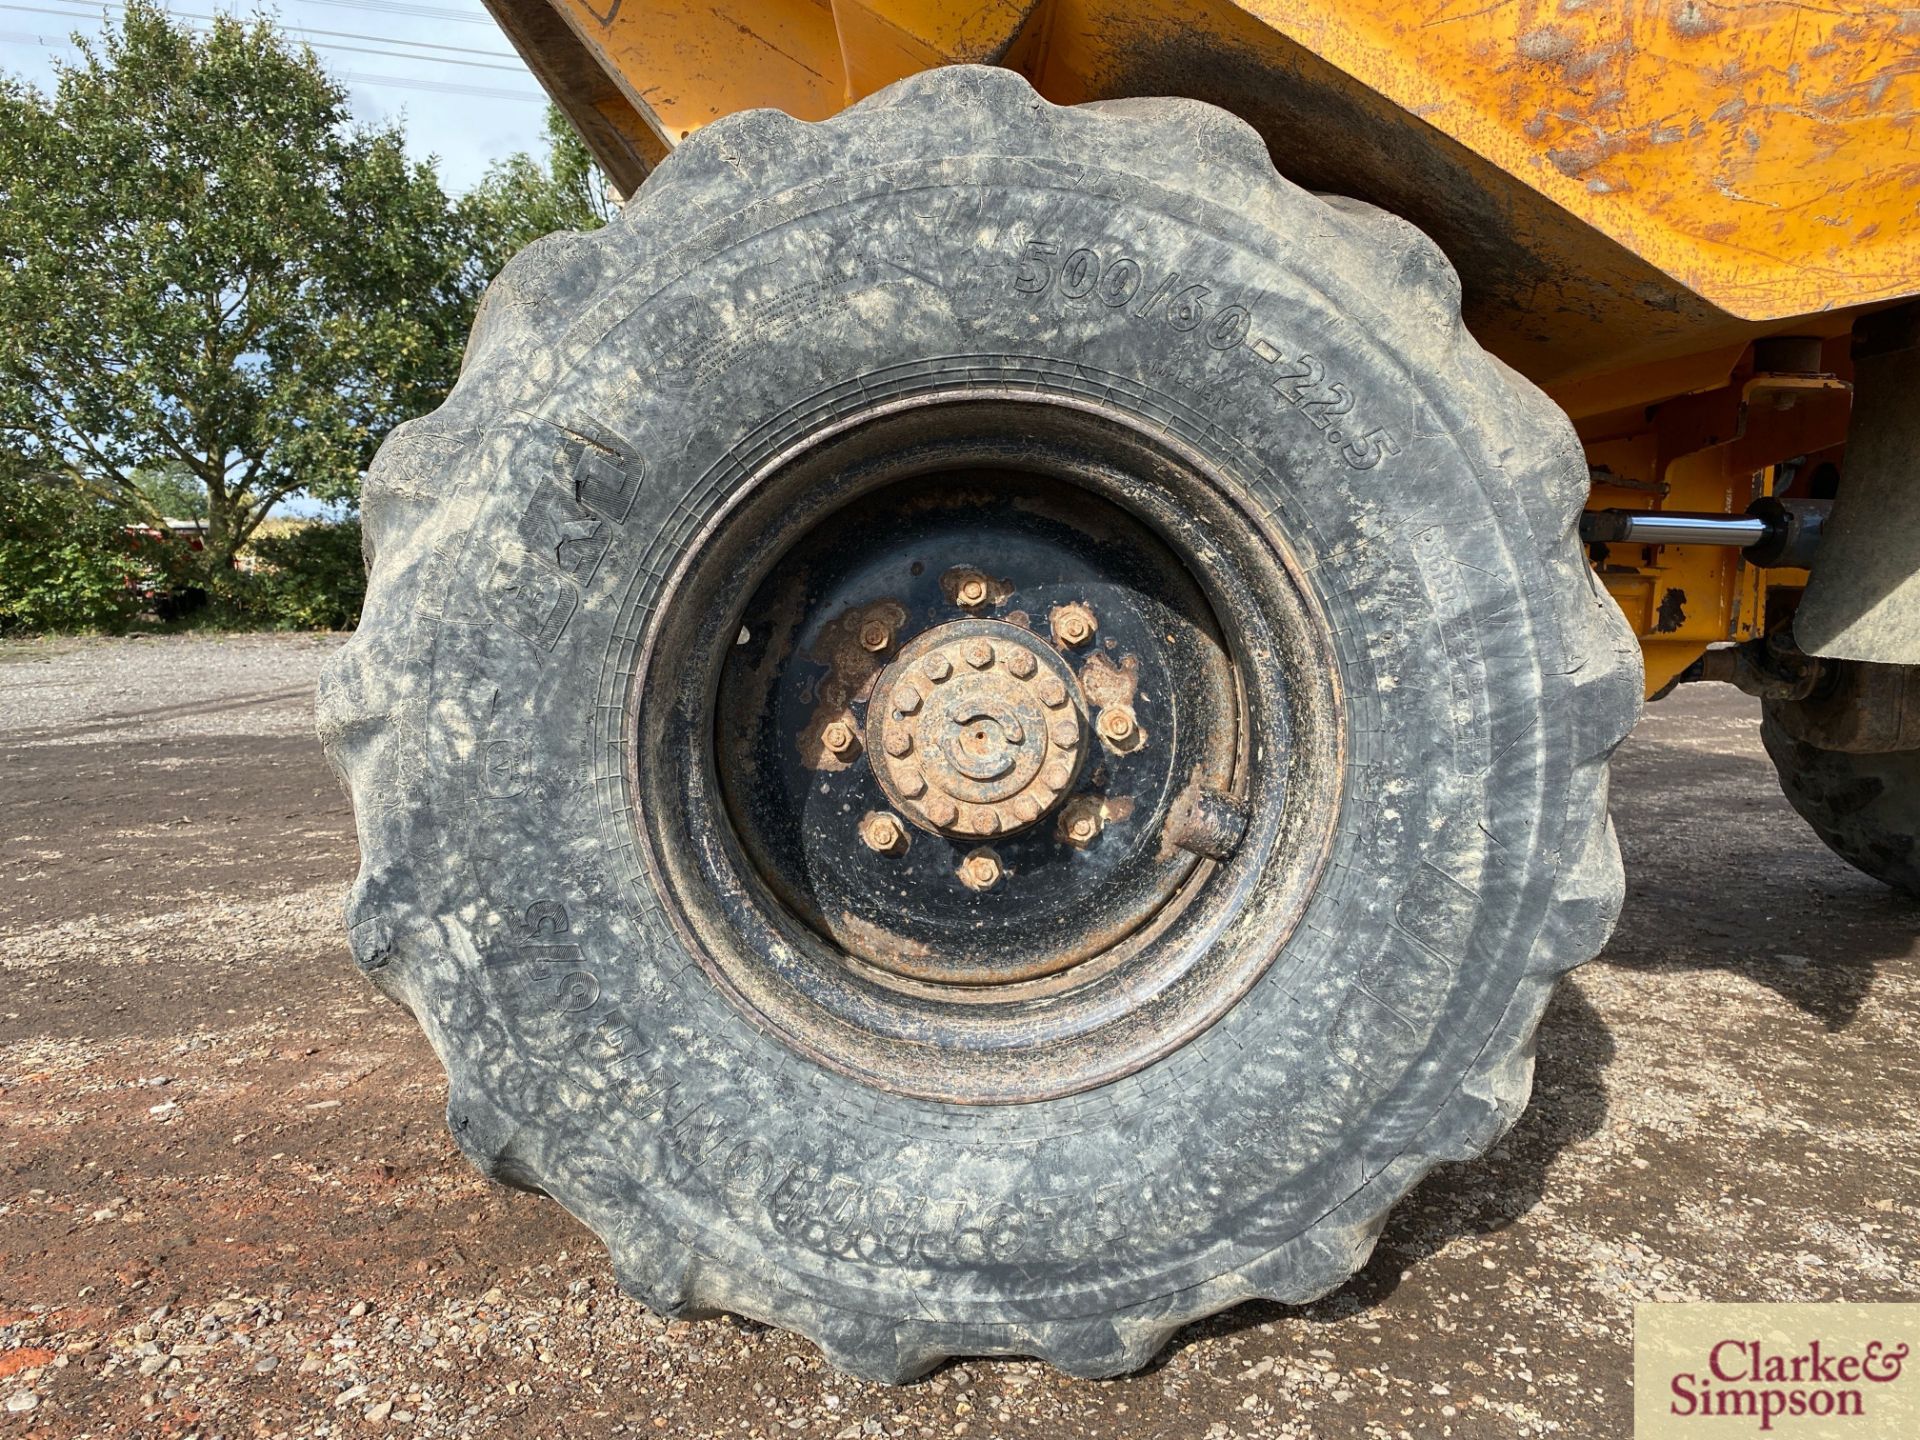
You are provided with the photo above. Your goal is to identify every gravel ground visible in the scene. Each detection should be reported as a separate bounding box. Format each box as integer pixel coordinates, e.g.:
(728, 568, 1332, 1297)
(0, 632, 1915, 1439)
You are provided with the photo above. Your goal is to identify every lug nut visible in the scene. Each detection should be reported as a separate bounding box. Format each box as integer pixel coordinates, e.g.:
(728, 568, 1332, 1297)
(860, 811, 908, 856)
(1060, 797, 1104, 848)
(1038, 676, 1068, 708)
(958, 849, 1002, 890)
(822, 720, 857, 756)
(1006, 647, 1037, 679)
(923, 654, 952, 683)
(1052, 604, 1097, 648)
(885, 729, 914, 758)
(859, 619, 892, 653)
(897, 767, 927, 798)
(965, 639, 995, 669)
(1098, 707, 1139, 747)
(1049, 720, 1080, 748)
(955, 574, 990, 608)
(927, 796, 959, 827)
(894, 687, 922, 717)
(1012, 795, 1042, 824)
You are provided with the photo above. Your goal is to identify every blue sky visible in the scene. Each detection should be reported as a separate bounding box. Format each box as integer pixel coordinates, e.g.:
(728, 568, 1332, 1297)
(0, 0, 551, 191)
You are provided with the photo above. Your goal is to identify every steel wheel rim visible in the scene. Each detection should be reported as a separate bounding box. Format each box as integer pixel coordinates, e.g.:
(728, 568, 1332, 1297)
(632, 395, 1345, 1103)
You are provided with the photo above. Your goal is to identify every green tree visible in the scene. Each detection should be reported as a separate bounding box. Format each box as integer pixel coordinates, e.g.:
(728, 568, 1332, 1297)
(460, 105, 615, 280)
(127, 461, 207, 522)
(0, 1, 476, 572)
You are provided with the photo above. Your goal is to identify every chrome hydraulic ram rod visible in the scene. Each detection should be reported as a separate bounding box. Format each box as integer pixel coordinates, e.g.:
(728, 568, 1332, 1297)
(1582, 512, 1769, 547)
(1580, 499, 1829, 569)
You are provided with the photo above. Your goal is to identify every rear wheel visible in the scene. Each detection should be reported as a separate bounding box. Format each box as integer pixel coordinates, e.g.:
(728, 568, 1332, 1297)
(1763, 664, 1920, 895)
(320, 65, 1641, 1379)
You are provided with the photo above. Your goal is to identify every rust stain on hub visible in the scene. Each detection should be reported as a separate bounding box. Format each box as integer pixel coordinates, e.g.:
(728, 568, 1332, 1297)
(870, 618, 1091, 840)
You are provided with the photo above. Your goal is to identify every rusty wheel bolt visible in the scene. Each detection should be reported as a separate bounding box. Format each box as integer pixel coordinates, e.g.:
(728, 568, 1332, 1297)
(958, 849, 1002, 891)
(860, 811, 908, 856)
(1038, 676, 1068, 708)
(1052, 604, 1097, 648)
(1049, 720, 1080, 749)
(923, 654, 952, 683)
(1012, 795, 1042, 824)
(894, 687, 922, 717)
(1098, 707, 1138, 746)
(1041, 761, 1071, 789)
(858, 619, 892, 653)
(897, 768, 927, 798)
(956, 575, 989, 608)
(1006, 647, 1037, 679)
(1060, 797, 1104, 848)
(884, 729, 914, 758)
(927, 796, 959, 827)
(822, 720, 857, 755)
(965, 639, 995, 669)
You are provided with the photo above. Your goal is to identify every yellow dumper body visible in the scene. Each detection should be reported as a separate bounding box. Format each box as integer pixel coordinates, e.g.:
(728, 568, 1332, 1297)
(485, 0, 1920, 695)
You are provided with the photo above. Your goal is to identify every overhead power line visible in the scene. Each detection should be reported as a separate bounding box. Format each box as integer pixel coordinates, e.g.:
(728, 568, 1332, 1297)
(1, 25, 545, 100)
(33, 0, 500, 23)
(5, 1, 524, 68)
(244, 32, 524, 72)
(28, 0, 513, 56)
(340, 68, 542, 102)
(289, 0, 499, 24)
(213, 14, 517, 62)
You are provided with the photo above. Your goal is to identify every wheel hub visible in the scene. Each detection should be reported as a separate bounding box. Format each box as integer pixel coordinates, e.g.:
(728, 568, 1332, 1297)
(713, 466, 1249, 988)
(871, 619, 1088, 839)
(637, 397, 1340, 1101)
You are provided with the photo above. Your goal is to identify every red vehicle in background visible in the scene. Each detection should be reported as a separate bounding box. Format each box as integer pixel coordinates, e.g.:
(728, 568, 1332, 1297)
(122, 518, 207, 619)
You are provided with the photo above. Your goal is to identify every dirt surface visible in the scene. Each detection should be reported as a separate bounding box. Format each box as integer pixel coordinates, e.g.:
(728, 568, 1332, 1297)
(1, 633, 1915, 1439)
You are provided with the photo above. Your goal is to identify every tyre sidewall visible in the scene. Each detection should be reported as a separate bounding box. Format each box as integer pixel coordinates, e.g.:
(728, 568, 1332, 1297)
(383, 156, 1576, 1339)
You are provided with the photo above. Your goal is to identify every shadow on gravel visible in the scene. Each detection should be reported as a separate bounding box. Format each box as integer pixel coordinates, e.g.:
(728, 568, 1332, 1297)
(1156, 981, 1617, 1364)
(1155, 704, 1920, 1366)
(1603, 728, 1917, 1031)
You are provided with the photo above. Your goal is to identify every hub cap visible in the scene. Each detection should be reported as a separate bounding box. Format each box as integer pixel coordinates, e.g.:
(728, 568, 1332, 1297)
(870, 619, 1088, 839)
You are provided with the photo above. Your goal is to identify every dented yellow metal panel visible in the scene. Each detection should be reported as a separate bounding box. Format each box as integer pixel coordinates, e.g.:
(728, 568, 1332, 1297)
(531, 0, 1920, 324)
(829, 0, 1050, 101)
(1224, 0, 1920, 324)
(532, 0, 1043, 148)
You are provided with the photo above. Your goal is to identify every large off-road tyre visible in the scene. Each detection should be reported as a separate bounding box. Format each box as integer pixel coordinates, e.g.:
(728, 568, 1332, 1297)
(1762, 713, 1920, 896)
(319, 66, 1642, 1380)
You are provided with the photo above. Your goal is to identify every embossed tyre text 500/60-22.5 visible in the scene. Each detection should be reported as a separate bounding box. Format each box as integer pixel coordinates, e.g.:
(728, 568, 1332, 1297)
(319, 66, 1642, 1380)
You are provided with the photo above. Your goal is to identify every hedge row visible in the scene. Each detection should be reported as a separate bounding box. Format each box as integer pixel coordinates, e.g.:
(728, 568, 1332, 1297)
(0, 475, 365, 635)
